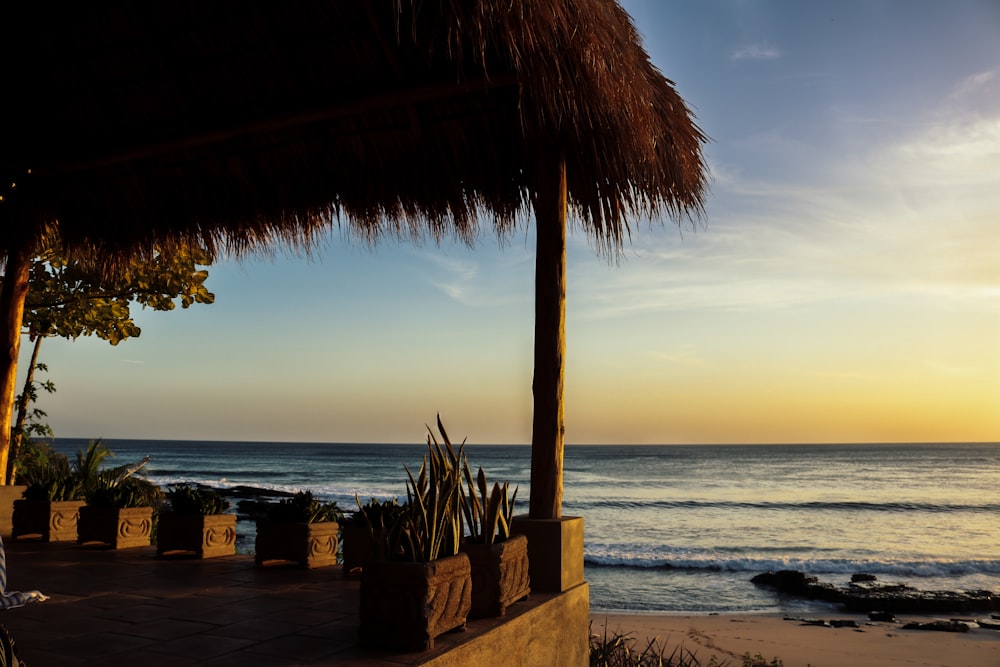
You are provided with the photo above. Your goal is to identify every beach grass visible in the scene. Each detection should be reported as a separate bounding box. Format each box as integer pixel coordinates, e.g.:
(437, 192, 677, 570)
(590, 622, 704, 666)
(590, 622, 793, 667)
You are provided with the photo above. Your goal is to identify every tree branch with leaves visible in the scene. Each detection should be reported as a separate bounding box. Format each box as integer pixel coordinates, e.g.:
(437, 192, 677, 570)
(5, 243, 215, 483)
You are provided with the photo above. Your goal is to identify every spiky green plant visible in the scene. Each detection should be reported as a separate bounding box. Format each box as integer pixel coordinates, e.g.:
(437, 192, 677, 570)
(351, 496, 407, 561)
(349, 497, 404, 526)
(394, 415, 466, 562)
(461, 462, 518, 545)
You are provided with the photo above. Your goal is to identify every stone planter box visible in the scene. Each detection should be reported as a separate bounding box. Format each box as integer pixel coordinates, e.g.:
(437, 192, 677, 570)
(461, 533, 531, 618)
(359, 552, 472, 651)
(77, 506, 154, 549)
(12, 499, 86, 542)
(340, 522, 374, 575)
(157, 512, 237, 558)
(254, 519, 339, 568)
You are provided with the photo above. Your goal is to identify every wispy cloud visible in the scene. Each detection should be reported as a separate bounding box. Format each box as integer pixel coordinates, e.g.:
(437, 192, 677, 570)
(731, 42, 782, 61)
(423, 254, 480, 303)
(569, 91, 1000, 323)
(418, 247, 534, 308)
(950, 69, 997, 103)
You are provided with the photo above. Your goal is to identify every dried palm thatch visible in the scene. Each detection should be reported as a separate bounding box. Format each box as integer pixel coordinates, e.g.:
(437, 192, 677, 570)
(0, 1, 708, 504)
(2, 0, 705, 261)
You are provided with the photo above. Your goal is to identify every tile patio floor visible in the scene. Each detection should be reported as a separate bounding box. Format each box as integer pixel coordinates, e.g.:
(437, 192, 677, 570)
(0, 539, 557, 666)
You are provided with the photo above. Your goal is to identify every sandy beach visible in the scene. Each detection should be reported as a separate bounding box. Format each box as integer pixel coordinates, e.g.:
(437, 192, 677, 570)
(591, 612, 1000, 667)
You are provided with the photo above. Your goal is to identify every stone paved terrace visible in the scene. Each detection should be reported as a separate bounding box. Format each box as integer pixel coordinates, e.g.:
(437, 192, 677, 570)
(0, 539, 588, 665)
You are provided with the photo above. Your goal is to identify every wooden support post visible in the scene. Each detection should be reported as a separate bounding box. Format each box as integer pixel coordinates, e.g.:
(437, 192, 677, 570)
(0, 240, 32, 486)
(529, 151, 567, 520)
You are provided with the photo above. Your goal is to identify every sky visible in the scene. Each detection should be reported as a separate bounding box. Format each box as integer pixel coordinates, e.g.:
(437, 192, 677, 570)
(19, 0, 1000, 445)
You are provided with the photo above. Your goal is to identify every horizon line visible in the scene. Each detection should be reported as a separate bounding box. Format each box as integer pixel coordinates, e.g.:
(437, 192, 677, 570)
(48, 436, 999, 448)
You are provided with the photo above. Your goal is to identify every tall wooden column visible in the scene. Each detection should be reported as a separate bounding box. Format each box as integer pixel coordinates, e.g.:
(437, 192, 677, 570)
(518, 155, 584, 593)
(529, 151, 567, 520)
(0, 240, 32, 486)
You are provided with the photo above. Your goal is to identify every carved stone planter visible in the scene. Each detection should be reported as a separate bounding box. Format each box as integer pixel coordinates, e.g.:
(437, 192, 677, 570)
(254, 519, 339, 568)
(157, 512, 237, 558)
(12, 499, 86, 542)
(340, 522, 375, 575)
(77, 506, 154, 549)
(359, 552, 472, 651)
(461, 533, 531, 618)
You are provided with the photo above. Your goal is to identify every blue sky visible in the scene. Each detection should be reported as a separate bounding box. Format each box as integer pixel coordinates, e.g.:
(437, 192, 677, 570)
(23, 1, 1000, 445)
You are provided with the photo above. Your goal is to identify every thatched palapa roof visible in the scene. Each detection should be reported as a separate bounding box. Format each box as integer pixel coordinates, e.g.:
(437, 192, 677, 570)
(0, 1, 709, 510)
(2, 0, 706, 261)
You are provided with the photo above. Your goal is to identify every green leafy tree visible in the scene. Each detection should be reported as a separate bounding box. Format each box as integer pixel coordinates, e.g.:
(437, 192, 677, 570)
(5, 244, 214, 483)
(22, 243, 214, 344)
(10, 353, 55, 475)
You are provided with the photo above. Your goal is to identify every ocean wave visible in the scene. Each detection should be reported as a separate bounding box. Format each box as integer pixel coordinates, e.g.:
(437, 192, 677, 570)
(150, 476, 309, 495)
(147, 475, 399, 506)
(149, 469, 290, 480)
(570, 498, 1000, 514)
(583, 550, 1000, 578)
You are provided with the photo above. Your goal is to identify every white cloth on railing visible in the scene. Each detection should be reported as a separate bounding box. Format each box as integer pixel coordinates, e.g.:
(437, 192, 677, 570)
(0, 537, 47, 609)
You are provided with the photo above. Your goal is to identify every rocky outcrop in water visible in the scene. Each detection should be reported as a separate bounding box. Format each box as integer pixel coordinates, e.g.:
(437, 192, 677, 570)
(751, 570, 1000, 614)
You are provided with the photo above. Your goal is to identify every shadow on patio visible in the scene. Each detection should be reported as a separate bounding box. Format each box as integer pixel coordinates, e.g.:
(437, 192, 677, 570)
(0, 539, 588, 666)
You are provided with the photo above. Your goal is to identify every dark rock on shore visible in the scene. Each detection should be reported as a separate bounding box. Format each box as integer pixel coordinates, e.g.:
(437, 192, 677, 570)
(902, 620, 970, 632)
(868, 610, 897, 622)
(223, 485, 295, 500)
(784, 618, 861, 628)
(752, 570, 1000, 614)
(209, 484, 295, 520)
(750, 570, 842, 603)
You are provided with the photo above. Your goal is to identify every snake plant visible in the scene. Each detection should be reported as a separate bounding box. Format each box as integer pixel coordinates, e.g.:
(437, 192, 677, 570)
(393, 415, 466, 562)
(461, 462, 518, 545)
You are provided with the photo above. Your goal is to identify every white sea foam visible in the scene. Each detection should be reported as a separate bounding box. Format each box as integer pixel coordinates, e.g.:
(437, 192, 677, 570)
(55, 438, 1000, 613)
(584, 547, 1000, 578)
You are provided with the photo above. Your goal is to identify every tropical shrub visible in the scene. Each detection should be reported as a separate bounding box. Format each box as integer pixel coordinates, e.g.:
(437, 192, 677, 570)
(165, 484, 229, 516)
(265, 491, 344, 523)
(19, 439, 142, 503)
(86, 474, 162, 509)
(80, 440, 161, 508)
(17, 444, 83, 502)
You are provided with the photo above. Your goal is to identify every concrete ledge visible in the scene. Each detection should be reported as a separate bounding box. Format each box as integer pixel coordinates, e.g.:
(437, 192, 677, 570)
(2, 540, 592, 666)
(511, 515, 585, 593)
(421, 582, 590, 667)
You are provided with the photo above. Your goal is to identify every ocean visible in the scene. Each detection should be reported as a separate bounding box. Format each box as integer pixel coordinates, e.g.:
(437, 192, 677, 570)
(49, 439, 1000, 615)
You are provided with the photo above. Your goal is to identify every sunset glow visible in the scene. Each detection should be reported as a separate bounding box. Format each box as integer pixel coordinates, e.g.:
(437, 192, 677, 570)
(20, 0, 999, 445)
